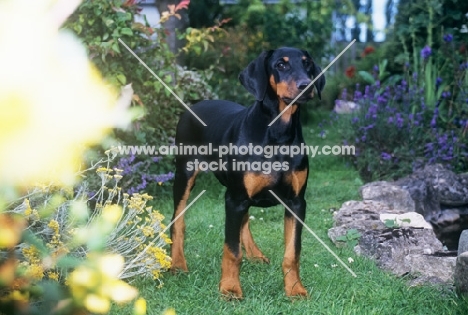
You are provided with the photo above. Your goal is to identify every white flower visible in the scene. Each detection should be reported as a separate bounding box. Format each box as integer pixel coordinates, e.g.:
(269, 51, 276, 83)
(348, 257, 354, 264)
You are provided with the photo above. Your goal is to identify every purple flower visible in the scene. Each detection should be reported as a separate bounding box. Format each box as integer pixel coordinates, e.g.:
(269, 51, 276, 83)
(435, 77, 442, 88)
(373, 65, 379, 72)
(430, 117, 437, 128)
(443, 34, 453, 43)
(395, 113, 404, 128)
(420, 45, 432, 60)
(381, 152, 392, 160)
(441, 91, 451, 99)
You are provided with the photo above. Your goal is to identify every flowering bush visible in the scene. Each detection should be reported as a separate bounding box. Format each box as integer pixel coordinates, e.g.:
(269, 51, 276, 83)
(0, 1, 172, 314)
(334, 53, 467, 181)
(64, 0, 217, 194)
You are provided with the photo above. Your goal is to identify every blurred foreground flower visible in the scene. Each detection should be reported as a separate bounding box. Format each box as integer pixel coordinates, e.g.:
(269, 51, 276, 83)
(0, 0, 130, 186)
(68, 254, 138, 314)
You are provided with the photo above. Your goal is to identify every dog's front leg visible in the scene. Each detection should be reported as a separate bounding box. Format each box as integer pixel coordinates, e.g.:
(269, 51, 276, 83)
(283, 198, 307, 297)
(219, 191, 248, 299)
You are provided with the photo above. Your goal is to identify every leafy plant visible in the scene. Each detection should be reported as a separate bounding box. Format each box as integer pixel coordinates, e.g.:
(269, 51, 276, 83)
(336, 229, 362, 248)
(64, 0, 217, 194)
(384, 218, 411, 228)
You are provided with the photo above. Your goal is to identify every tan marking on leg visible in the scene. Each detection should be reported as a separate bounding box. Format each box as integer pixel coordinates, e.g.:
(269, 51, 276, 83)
(219, 244, 243, 299)
(283, 216, 307, 297)
(243, 172, 273, 198)
(240, 213, 269, 263)
(170, 171, 198, 272)
(285, 170, 308, 196)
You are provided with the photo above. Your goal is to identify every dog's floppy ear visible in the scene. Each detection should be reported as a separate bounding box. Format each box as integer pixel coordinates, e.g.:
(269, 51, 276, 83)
(302, 50, 326, 100)
(239, 50, 273, 101)
(312, 64, 326, 100)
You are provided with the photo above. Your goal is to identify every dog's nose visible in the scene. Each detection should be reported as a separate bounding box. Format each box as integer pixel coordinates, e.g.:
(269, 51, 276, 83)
(297, 80, 312, 90)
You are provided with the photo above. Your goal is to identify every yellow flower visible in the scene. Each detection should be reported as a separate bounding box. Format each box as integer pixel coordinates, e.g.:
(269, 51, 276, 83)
(47, 271, 59, 281)
(133, 297, 147, 315)
(0, 0, 130, 186)
(27, 264, 45, 281)
(163, 308, 176, 315)
(24, 199, 32, 216)
(84, 294, 111, 314)
(0, 214, 26, 248)
(102, 205, 123, 225)
(97, 254, 124, 278)
(48, 219, 60, 235)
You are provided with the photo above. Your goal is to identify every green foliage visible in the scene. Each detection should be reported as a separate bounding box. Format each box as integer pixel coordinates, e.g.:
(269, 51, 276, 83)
(64, 0, 217, 193)
(182, 0, 334, 105)
(384, 218, 411, 228)
(336, 228, 362, 248)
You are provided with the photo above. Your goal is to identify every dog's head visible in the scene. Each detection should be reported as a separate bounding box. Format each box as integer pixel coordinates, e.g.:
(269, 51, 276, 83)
(239, 47, 326, 104)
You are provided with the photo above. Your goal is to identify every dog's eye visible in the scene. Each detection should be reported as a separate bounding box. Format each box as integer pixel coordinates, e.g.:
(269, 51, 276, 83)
(303, 59, 311, 68)
(276, 61, 289, 70)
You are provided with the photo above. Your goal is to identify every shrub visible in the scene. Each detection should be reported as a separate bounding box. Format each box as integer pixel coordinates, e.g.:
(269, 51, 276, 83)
(1, 150, 171, 314)
(64, 0, 217, 194)
(334, 64, 467, 181)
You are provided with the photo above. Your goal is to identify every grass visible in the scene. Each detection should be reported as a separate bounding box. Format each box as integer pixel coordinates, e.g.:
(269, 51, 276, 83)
(113, 111, 468, 315)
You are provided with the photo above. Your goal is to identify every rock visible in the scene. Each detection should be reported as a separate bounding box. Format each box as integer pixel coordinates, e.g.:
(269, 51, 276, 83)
(430, 208, 468, 250)
(405, 164, 468, 207)
(380, 212, 433, 229)
(395, 177, 440, 219)
(459, 230, 468, 256)
(328, 200, 403, 244)
(454, 252, 468, 295)
(360, 181, 415, 213)
(334, 100, 360, 114)
(355, 227, 455, 283)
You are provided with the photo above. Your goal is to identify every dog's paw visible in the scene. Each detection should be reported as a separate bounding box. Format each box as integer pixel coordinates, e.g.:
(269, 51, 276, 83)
(247, 255, 270, 264)
(219, 281, 243, 300)
(284, 282, 308, 298)
(170, 260, 188, 273)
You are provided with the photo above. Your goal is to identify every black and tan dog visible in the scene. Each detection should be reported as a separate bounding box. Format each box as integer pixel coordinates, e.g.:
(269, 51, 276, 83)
(170, 47, 325, 299)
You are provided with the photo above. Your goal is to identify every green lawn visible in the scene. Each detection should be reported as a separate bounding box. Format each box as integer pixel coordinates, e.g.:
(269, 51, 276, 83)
(114, 112, 468, 315)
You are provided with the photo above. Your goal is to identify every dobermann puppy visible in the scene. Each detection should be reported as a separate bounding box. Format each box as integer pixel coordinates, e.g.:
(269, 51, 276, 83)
(170, 47, 325, 299)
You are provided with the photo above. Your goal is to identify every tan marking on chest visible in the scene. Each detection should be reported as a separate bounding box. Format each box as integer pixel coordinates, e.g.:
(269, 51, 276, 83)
(244, 172, 274, 198)
(285, 170, 308, 196)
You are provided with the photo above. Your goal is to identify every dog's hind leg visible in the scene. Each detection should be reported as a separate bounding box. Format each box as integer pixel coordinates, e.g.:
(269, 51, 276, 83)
(240, 213, 269, 263)
(170, 165, 198, 272)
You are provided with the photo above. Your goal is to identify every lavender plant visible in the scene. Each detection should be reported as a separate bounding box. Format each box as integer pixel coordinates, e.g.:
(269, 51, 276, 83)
(335, 54, 467, 181)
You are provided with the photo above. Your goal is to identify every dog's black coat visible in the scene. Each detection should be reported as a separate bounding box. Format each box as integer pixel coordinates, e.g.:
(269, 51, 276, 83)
(170, 47, 325, 298)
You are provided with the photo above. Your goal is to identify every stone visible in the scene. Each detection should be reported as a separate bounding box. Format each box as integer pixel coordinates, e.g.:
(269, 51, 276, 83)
(328, 200, 403, 244)
(334, 100, 360, 114)
(360, 181, 415, 213)
(454, 252, 468, 295)
(430, 208, 468, 250)
(355, 227, 455, 283)
(404, 164, 468, 207)
(380, 212, 433, 229)
(459, 230, 468, 256)
(395, 177, 440, 219)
